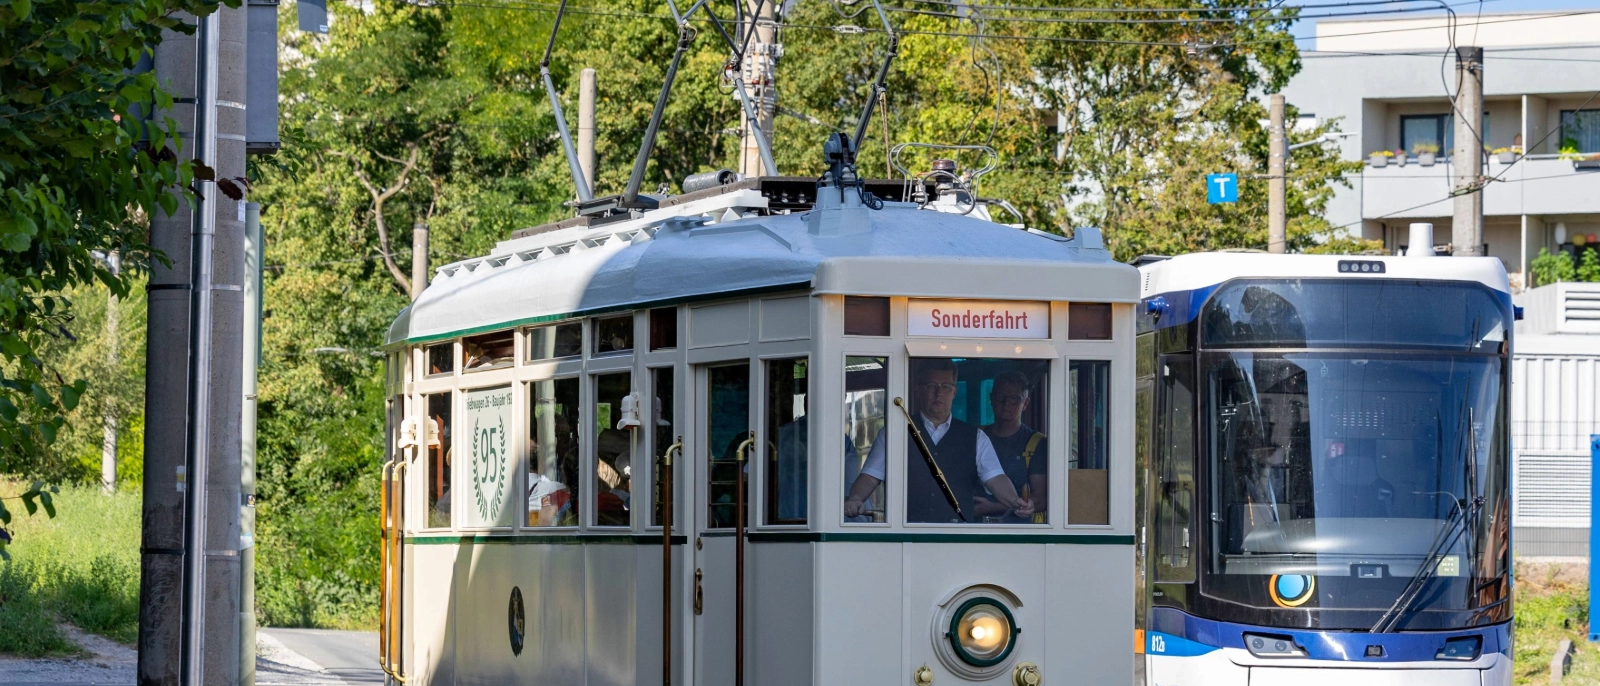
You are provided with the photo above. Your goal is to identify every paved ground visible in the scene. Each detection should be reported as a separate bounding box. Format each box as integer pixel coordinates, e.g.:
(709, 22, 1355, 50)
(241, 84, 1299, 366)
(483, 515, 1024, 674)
(0, 626, 381, 686)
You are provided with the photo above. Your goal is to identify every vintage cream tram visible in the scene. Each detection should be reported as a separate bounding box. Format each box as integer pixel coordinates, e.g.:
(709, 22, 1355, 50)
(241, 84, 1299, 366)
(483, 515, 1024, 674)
(376, 167, 1140, 685)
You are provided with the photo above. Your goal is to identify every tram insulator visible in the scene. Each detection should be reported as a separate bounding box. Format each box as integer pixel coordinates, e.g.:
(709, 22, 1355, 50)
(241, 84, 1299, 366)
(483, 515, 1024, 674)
(683, 169, 738, 194)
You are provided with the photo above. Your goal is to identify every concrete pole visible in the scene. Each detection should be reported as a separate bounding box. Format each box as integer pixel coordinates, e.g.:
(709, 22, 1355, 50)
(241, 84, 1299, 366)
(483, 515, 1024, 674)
(411, 222, 429, 301)
(141, 16, 201, 686)
(1268, 93, 1287, 254)
(1453, 46, 1485, 257)
(578, 68, 596, 191)
(102, 251, 121, 494)
(739, 0, 776, 178)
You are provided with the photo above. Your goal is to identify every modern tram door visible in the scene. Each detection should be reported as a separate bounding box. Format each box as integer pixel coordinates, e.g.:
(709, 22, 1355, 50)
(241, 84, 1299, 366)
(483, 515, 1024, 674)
(691, 362, 753, 686)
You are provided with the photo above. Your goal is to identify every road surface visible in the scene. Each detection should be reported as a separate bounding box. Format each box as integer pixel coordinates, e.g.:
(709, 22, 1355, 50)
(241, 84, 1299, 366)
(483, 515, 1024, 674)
(0, 626, 380, 686)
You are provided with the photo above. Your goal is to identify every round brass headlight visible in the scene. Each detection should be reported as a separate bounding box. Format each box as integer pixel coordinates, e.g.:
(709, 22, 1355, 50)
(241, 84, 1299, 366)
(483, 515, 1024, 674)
(947, 598, 1018, 667)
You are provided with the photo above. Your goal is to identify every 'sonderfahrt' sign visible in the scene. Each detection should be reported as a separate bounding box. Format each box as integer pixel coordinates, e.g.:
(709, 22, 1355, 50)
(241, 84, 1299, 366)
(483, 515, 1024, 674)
(906, 300, 1049, 339)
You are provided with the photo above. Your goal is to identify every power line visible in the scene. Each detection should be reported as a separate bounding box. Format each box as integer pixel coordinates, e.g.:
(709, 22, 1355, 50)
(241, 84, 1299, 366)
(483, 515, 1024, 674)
(887, 1, 1494, 26)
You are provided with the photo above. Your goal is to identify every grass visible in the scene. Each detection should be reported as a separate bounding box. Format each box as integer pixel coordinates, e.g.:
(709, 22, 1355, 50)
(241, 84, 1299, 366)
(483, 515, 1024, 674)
(0, 481, 141, 656)
(1515, 562, 1600, 685)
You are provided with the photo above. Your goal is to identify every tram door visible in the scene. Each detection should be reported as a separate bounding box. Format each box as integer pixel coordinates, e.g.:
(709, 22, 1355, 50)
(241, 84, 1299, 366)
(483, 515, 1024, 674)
(692, 362, 752, 686)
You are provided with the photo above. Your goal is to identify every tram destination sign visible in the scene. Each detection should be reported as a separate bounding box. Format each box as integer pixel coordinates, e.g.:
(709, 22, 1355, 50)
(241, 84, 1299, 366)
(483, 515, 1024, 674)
(907, 299, 1049, 339)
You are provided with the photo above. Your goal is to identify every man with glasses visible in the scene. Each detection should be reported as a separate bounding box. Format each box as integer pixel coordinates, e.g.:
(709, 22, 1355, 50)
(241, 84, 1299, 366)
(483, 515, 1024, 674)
(978, 371, 1048, 523)
(844, 359, 1033, 523)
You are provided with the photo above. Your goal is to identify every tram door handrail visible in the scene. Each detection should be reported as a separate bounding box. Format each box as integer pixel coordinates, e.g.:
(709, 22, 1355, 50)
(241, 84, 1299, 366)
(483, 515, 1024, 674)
(733, 434, 756, 686)
(380, 461, 409, 684)
(661, 438, 682, 686)
(379, 459, 395, 679)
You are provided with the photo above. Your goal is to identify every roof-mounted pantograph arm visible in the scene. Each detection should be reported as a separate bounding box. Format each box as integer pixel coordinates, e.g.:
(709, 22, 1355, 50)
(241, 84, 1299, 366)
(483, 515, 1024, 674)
(538, 0, 592, 203)
(622, 0, 709, 206)
(700, 0, 778, 177)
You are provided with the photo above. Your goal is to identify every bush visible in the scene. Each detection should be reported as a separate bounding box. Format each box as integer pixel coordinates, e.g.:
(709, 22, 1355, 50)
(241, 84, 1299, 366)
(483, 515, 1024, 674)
(0, 560, 80, 656)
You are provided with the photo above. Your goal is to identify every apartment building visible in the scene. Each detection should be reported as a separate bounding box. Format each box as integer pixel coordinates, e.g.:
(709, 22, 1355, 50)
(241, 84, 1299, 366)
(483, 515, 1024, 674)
(1281, 11, 1600, 291)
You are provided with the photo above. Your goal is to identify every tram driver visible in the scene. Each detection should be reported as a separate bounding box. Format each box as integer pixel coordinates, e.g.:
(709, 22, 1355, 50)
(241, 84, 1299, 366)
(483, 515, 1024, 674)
(844, 359, 1034, 523)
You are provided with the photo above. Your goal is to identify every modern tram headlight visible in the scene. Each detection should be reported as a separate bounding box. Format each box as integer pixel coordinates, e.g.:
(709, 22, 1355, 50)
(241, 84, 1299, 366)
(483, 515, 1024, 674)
(1243, 632, 1307, 658)
(947, 598, 1019, 667)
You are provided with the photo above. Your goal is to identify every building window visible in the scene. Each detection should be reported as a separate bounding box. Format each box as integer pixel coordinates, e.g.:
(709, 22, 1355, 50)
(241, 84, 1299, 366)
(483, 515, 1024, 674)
(1399, 113, 1488, 156)
(1561, 109, 1600, 153)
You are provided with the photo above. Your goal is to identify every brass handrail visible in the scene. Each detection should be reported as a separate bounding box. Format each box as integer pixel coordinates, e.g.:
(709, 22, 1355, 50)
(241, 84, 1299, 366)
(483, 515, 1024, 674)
(661, 438, 682, 686)
(378, 459, 395, 678)
(733, 434, 756, 686)
(389, 461, 409, 683)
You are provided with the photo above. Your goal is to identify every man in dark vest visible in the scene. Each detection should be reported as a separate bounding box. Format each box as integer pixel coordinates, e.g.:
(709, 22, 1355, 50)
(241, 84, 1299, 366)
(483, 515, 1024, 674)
(844, 359, 1033, 523)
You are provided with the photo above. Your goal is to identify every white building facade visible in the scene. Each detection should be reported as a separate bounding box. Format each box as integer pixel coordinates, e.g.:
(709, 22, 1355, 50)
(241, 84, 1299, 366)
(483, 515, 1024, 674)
(1281, 12, 1600, 291)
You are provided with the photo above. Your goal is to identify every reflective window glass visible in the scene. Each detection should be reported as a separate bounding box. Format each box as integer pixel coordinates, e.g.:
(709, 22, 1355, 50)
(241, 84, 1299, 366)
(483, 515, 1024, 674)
(1068, 360, 1111, 525)
(856, 358, 1050, 525)
(650, 308, 678, 350)
(843, 357, 888, 523)
(528, 322, 583, 361)
(462, 330, 515, 371)
(766, 359, 809, 525)
(707, 364, 751, 529)
(1155, 357, 1195, 581)
(652, 368, 676, 527)
(528, 378, 581, 527)
(593, 315, 634, 356)
(426, 343, 454, 376)
(844, 296, 891, 336)
(425, 393, 453, 528)
(1069, 303, 1113, 340)
(594, 372, 634, 526)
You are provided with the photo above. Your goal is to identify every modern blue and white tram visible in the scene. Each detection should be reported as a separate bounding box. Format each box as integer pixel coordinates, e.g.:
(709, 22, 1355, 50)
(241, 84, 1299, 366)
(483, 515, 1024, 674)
(1133, 231, 1515, 686)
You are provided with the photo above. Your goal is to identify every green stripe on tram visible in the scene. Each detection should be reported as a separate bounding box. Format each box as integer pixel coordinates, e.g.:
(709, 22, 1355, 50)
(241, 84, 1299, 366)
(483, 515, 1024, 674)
(403, 532, 1134, 545)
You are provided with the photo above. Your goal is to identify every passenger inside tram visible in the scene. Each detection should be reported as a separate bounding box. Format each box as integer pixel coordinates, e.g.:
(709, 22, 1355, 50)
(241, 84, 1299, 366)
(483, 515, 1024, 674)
(978, 371, 1049, 523)
(844, 359, 1040, 524)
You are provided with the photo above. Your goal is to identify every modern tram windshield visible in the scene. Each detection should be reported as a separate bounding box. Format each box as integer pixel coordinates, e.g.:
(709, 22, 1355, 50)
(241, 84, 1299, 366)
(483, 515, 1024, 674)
(1195, 279, 1511, 627)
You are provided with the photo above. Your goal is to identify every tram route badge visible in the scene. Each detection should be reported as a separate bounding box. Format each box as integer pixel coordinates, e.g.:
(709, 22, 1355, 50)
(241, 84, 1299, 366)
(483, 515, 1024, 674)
(471, 415, 508, 521)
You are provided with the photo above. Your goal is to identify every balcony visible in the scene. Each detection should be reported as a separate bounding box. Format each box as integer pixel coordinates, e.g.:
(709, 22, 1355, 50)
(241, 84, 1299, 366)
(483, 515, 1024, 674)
(1361, 156, 1600, 219)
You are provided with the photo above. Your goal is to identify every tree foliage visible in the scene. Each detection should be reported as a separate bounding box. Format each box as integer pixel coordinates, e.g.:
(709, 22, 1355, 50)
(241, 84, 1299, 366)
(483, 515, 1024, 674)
(0, 0, 232, 477)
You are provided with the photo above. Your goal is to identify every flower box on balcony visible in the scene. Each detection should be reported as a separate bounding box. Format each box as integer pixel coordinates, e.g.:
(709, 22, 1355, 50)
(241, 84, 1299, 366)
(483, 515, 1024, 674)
(1418, 152, 1437, 166)
(1497, 152, 1518, 164)
(1369, 154, 1388, 167)
(1576, 158, 1600, 171)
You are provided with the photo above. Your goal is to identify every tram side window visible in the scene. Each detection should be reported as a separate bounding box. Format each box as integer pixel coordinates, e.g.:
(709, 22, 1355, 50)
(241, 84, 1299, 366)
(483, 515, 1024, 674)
(1069, 303, 1113, 340)
(650, 308, 678, 350)
(652, 367, 676, 527)
(707, 364, 751, 529)
(528, 378, 581, 527)
(462, 331, 515, 371)
(1068, 360, 1111, 525)
(593, 315, 634, 356)
(851, 358, 1050, 525)
(594, 372, 633, 526)
(842, 357, 888, 523)
(844, 296, 891, 336)
(425, 393, 453, 528)
(766, 359, 809, 525)
(1155, 357, 1196, 582)
(426, 343, 454, 376)
(528, 322, 583, 361)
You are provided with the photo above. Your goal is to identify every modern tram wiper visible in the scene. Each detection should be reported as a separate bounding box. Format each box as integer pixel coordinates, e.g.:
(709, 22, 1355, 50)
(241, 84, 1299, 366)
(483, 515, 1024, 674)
(1371, 411, 1483, 633)
(894, 397, 969, 523)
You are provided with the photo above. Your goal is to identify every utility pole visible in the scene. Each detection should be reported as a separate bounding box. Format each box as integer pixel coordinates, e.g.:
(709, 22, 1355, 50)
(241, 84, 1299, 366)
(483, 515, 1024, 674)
(1452, 46, 1484, 257)
(411, 222, 429, 301)
(102, 250, 120, 494)
(738, 0, 777, 178)
(578, 68, 596, 191)
(1268, 93, 1287, 254)
(140, 4, 247, 684)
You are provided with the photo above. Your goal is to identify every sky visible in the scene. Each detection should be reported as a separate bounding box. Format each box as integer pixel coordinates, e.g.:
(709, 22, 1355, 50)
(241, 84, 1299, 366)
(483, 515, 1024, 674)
(1289, 0, 1600, 49)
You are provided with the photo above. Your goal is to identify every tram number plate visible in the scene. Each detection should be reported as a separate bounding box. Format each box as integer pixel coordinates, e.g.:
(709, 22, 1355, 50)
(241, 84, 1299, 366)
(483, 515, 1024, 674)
(907, 300, 1050, 339)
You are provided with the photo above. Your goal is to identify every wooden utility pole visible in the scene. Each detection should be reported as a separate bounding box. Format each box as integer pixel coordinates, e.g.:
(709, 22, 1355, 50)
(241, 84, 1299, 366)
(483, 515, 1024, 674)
(1268, 94, 1287, 254)
(412, 221, 429, 301)
(738, 0, 777, 177)
(1453, 46, 1484, 256)
(578, 68, 596, 191)
(101, 251, 120, 494)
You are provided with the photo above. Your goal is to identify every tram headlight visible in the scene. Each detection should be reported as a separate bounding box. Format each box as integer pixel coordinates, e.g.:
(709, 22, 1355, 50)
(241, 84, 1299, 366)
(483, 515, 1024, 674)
(1243, 632, 1306, 658)
(1436, 635, 1481, 661)
(947, 598, 1019, 667)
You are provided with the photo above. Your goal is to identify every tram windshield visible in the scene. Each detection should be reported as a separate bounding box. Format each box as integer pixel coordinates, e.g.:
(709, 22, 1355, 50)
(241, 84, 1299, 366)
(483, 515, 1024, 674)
(1196, 279, 1510, 627)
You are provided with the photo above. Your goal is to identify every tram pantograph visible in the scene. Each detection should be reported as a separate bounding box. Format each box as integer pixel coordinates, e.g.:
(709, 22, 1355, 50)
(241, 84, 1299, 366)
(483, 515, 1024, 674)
(1133, 227, 1515, 686)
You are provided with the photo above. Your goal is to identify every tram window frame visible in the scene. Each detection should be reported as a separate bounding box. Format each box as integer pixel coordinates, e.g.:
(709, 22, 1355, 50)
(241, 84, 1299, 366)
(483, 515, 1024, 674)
(423, 392, 455, 530)
(461, 330, 515, 372)
(842, 356, 890, 525)
(425, 342, 455, 377)
(1066, 359, 1112, 526)
(649, 307, 678, 351)
(1154, 355, 1197, 583)
(1068, 303, 1113, 341)
(706, 363, 753, 531)
(844, 296, 891, 337)
(592, 371, 635, 528)
(527, 376, 583, 529)
(592, 314, 635, 357)
(764, 357, 810, 526)
(527, 321, 583, 362)
(649, 366, 678, 529)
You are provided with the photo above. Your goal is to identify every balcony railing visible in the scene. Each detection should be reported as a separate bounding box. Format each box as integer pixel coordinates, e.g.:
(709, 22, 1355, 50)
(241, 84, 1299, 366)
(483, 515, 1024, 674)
(1360, 156, 1600, 219)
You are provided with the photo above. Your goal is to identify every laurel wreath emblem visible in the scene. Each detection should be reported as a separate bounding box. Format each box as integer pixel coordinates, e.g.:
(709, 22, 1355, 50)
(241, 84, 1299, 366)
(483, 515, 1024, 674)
(471, 415, 508, 521)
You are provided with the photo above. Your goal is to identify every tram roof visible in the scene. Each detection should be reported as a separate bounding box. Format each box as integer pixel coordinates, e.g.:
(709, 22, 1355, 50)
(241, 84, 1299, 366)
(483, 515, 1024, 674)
(385, 197, 1136, 347)
(1137, 252, 1511, 299)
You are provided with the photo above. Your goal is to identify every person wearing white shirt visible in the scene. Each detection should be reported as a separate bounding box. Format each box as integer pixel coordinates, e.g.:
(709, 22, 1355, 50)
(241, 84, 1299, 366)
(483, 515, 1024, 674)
(843, 359, 1033, 523)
